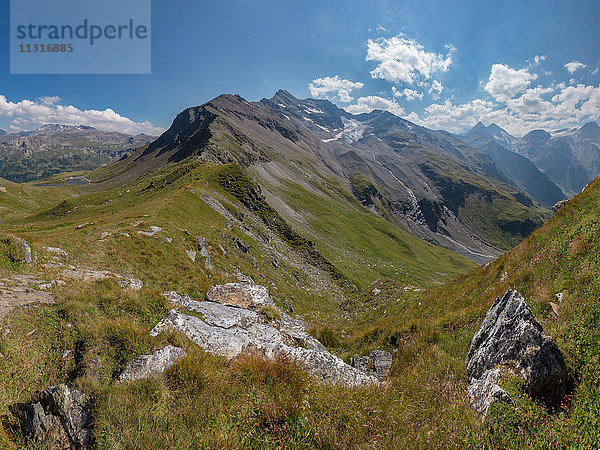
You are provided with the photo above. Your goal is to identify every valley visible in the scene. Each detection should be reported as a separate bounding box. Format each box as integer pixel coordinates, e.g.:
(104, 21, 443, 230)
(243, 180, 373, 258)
(0, 91, 599, 448)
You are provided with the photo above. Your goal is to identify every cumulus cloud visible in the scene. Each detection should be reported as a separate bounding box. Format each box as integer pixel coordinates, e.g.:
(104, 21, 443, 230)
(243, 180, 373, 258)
(0, 95, 165, 135)
(533, 55, 546, 65)
(392, 86, 423, 101)
(366, 34, 455, 84)
(344, 96, 405, 116)
(408, 81, 600, 136)
(564, 61, 586, 73)
(428, 80, 443, 98)
(308, 76, 364, 102)
(484, 64, 537, 102)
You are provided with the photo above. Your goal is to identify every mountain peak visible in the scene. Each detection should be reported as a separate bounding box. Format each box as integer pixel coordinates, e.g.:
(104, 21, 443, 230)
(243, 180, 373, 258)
(578, 121, 600, 139)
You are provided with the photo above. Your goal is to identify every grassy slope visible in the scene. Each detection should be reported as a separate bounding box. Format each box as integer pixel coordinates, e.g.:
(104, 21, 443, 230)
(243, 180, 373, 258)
(0, 160, 482, 448)
(2, 159, 596, 448)
(335, 176, 600, 447)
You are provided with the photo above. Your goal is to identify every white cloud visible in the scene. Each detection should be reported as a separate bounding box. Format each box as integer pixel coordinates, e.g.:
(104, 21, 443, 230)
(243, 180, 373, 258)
(484, 64, 537, 102)
(344, 96, 405, 116)
(366, 34, 455, 84)
(376, 25, 388, 32)
(428, 80, 443, 98)
(408, 82, 600, 136)
(533, 55, 546, 65)
(0, 95, 164, 135)
(564, 61, 586, 73)
(392, 86, 423, 101)
(308, 76, 364, 102)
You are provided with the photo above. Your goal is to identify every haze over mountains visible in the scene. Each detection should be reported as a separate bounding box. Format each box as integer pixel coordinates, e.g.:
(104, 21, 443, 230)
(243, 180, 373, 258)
(462, 120, 600, 197)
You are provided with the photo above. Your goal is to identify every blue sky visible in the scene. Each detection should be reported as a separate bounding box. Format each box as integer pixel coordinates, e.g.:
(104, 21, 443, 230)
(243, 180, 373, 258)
(1, 0, 599, 136)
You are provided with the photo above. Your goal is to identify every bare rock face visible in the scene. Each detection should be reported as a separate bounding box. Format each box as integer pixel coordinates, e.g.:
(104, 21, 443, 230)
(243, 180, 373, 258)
(152, 285, 377, 386)
(118, 345, 186, 383)
(466, 289, 567, 417)
(12, 384, 91, 449)
(205, 283, 273, 309)
(351, 350, 393, 380)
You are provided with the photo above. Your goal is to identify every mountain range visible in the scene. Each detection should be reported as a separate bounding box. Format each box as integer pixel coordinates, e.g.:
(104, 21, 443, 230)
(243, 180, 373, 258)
(0, 124, 155, 183)
(462, 120, 600, 197)
(96, 90, 546, 263)
(0, 90, 599, 447)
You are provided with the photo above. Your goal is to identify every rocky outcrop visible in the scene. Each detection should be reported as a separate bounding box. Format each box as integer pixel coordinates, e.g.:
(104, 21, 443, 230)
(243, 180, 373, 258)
(351, 350, 393, 379)
(12, 384, 92, 449)
(118, 345, 186, 383)
(466, 289, 567, 417)
(151, 286, 376, 386)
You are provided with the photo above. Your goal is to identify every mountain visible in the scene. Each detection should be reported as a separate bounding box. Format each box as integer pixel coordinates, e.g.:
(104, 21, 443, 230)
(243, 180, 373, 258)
(0, 129, 6, 136)
(469, 121, 600, 196)
(0, 124, 155, 183)
(0, 95, 597, 448)
(513, 121, 600, 195)
(462, 122, 565, 208)
(97, 90, 545, 263)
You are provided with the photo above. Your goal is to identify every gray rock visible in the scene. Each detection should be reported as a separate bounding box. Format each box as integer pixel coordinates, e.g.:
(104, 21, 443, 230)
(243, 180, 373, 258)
(197, 237, 213, 269)
(552, 200, 567, 212)
(43, 247, 68, 258)
(186, 249, 197, 262)
(467, 368, 514, 418)
(370, 350, 393, 379)
(466, 289, 566, 408)
(351, 350, 392, 379)
(18, 238, 32, 264)
(137, 226, 162, 237)
(151, 292, 377, 386)
(119, 278, 143, 290)
(75, 223, 93, 230)
(13, 384, 91, 449)
(206, 283, 273, 309)
(118, 345, 186, 383)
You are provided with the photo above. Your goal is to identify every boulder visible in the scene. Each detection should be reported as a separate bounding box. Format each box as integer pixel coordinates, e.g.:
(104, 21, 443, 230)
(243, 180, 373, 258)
(12, 384, 91, 449)
(206, 283, 273, 309)
(118, 345, 186, 383)
(152, 290, 377, 386)
(466, 289, 566, 415)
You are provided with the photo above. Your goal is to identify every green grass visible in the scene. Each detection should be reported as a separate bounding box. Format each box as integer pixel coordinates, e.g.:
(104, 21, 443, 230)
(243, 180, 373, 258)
(3, 157, 595, 448)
